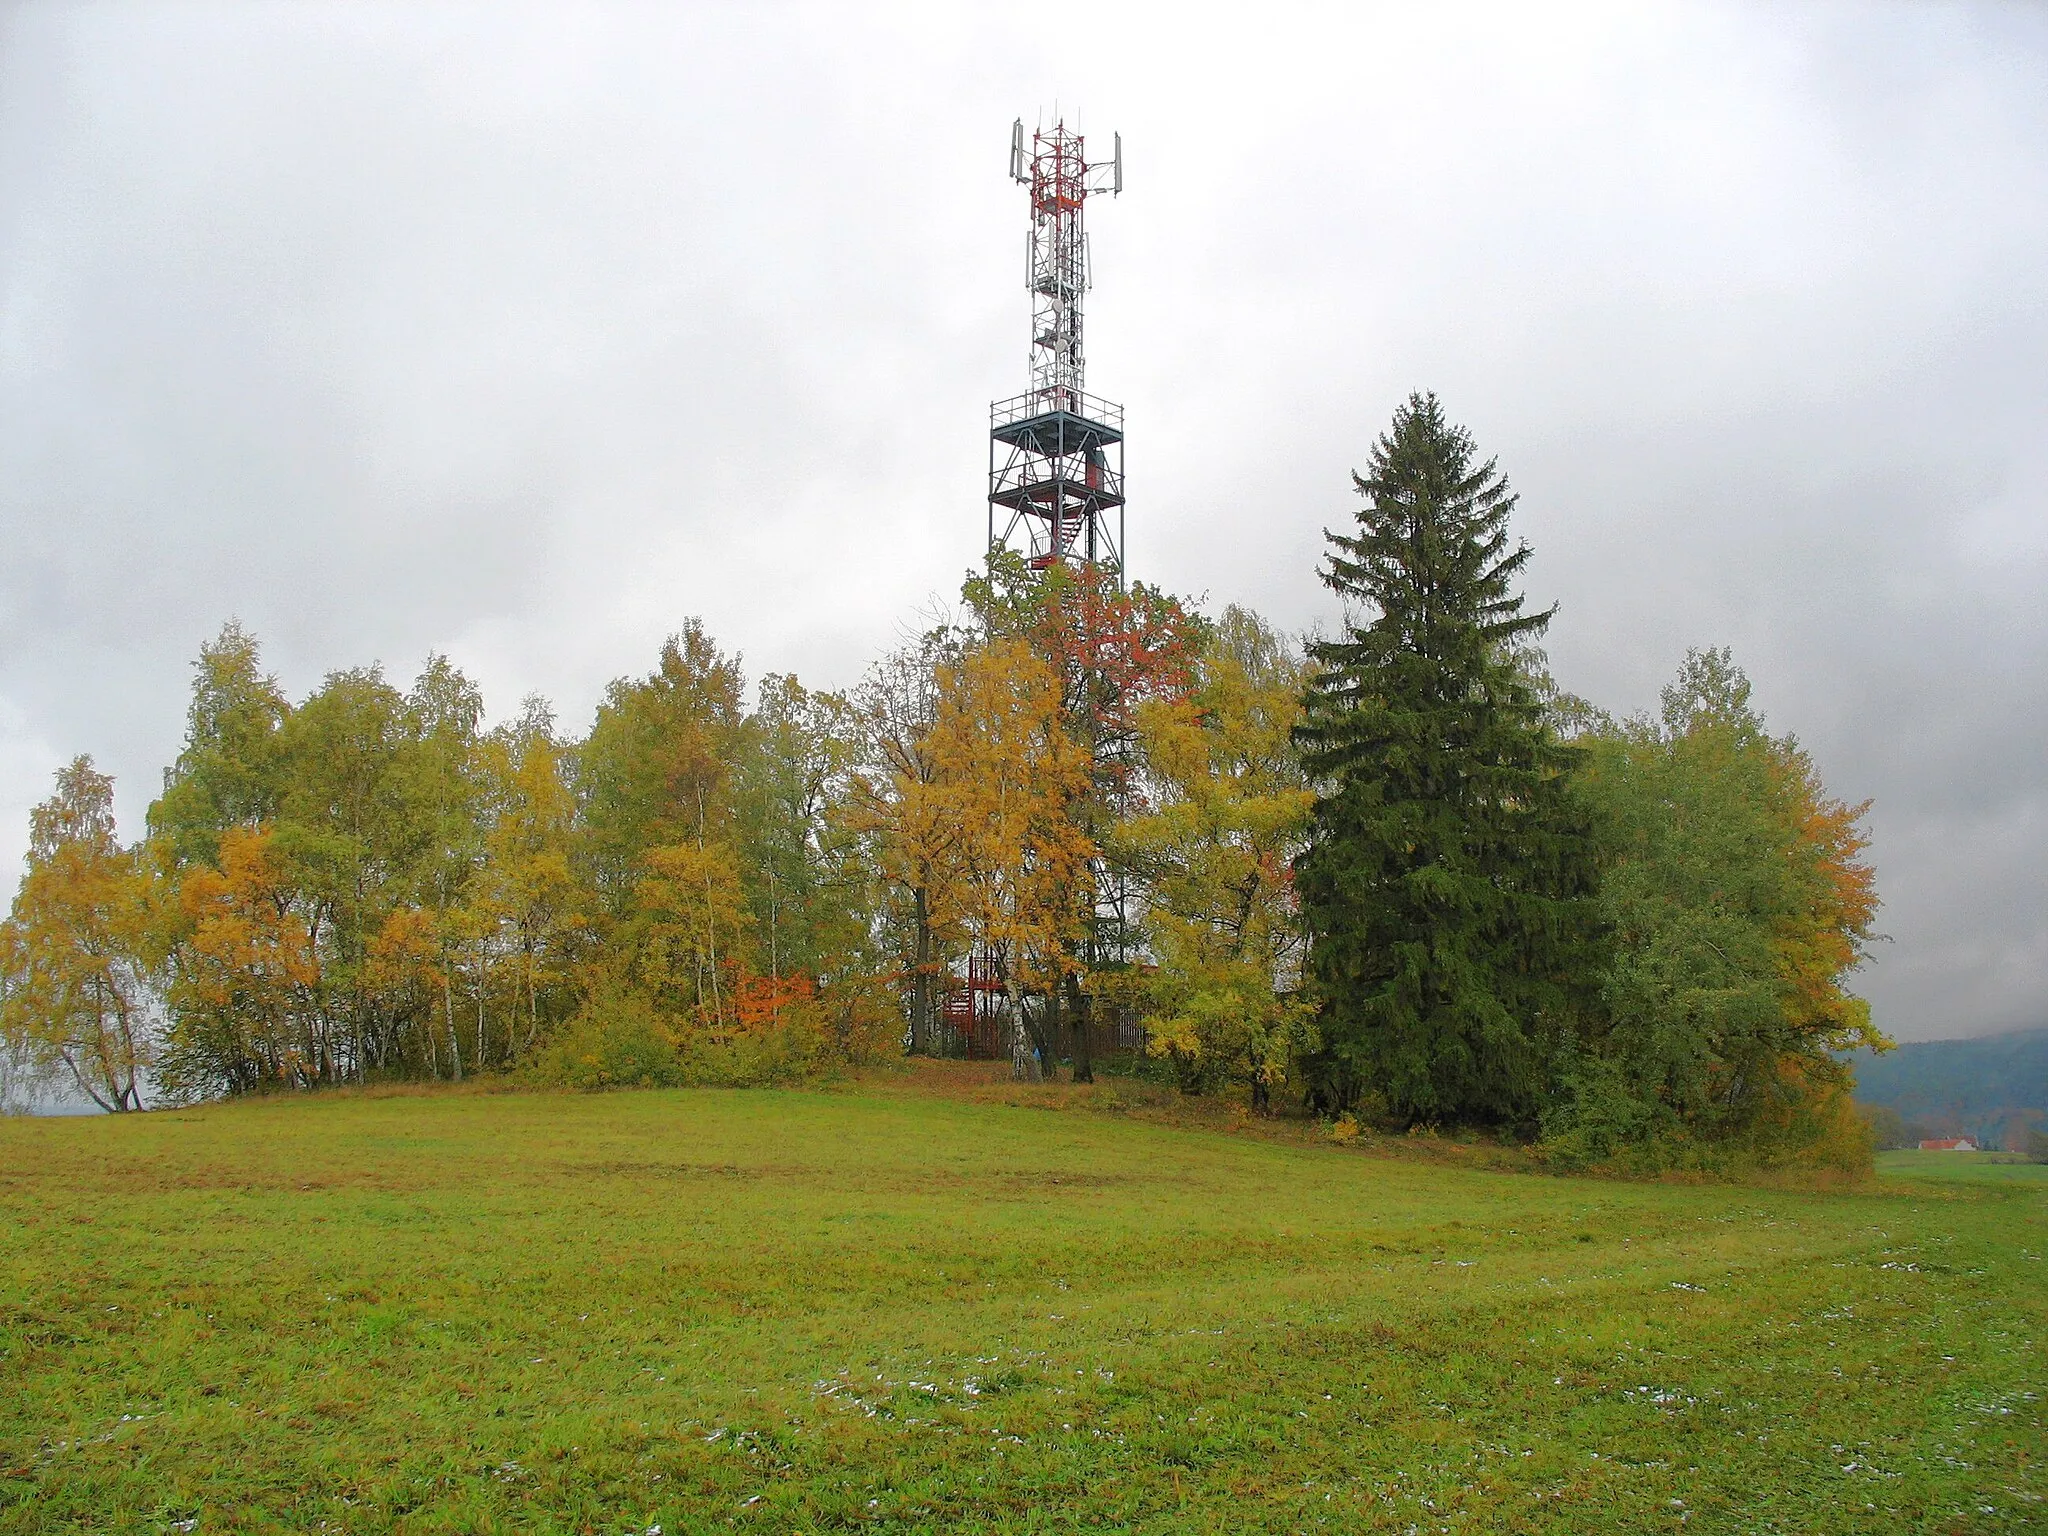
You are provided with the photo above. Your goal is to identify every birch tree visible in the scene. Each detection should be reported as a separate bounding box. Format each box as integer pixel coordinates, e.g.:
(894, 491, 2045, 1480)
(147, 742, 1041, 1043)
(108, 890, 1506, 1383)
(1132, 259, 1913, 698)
(849, 631, 962, 1054)
(923, 638, 1094, 1081)
(0, 758, 157, 1110)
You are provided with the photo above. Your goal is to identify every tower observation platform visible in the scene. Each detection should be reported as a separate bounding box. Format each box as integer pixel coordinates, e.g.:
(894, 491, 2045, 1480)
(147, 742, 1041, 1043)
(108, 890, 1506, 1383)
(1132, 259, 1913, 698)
(987, 387, 1124, 569)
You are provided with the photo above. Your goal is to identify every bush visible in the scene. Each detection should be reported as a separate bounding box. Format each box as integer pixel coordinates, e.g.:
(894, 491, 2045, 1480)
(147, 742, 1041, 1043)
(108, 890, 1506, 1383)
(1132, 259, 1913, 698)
(1542, 1050, 1873, 1177)
(531, 969, 904, 1093)
(1541, 1050, 1674, 1169)
(530, 983, 683, 1090)
(816, 971, 907, 1068)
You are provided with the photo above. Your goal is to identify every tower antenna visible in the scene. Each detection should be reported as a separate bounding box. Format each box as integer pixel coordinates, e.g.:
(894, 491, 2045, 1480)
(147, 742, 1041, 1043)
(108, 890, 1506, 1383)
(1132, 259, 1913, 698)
(987, 115, 1125, 580)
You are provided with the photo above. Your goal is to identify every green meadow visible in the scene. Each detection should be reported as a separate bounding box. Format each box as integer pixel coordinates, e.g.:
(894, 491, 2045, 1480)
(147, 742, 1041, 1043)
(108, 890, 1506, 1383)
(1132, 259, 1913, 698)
(1, 1075, 2041, 1534)
(1876, 1152, 2048, 1190)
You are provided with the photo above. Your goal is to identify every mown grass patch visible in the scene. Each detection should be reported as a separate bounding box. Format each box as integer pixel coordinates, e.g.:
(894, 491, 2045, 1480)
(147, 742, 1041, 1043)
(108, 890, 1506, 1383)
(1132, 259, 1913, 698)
(1, 1071, 2042, 1533)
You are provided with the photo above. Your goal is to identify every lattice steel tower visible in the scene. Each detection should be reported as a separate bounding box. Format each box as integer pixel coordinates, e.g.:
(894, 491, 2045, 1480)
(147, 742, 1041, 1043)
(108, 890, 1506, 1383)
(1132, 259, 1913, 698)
(988, 118, 1124, 574)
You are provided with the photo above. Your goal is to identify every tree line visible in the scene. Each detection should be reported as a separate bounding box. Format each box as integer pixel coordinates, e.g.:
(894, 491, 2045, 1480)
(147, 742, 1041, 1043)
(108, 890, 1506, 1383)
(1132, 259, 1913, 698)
(0, 393, 1883, 1167)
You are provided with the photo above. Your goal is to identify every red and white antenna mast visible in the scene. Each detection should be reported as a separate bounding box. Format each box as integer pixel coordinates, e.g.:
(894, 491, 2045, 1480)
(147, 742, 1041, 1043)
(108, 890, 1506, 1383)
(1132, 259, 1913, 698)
(988, 117, 1125, 575)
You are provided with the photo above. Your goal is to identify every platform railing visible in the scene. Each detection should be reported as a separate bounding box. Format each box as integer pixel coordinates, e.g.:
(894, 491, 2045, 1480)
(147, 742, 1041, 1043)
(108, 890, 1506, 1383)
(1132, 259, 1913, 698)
(991, 387, 1124, 431)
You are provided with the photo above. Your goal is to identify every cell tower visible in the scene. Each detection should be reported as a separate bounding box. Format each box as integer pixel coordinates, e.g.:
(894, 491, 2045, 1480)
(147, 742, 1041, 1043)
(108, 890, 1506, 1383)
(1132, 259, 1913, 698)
(988, 118, 1124, 574)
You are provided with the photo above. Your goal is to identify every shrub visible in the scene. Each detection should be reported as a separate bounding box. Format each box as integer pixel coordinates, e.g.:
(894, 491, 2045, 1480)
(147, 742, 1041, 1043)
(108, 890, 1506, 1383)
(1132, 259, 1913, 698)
(531, 967, 905, 1093)
(1540, 1049, 1673, 1169)
(1543, 1055, 1873, 1177)
(529, 983, 682, 1090)
(816, 970, 906, 1067)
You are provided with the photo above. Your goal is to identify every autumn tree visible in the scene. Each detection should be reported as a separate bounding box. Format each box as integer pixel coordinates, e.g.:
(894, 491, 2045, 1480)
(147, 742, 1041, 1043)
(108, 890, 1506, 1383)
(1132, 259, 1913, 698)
(630, 840, 756, 1035)
(359, 906, 441, 1077)
(735, 673, 865, 987)
(144, 633, 510, 1089)
(735, 673, 899, 1058)
(579, 622, 748, 902)
(264, 664, 444, 1082)
(1553, 648, 1885, 1163)
(964, 550, 1202, 803)
(1296, 393, 1604, 1128)
(474, 698, 583, 1062)
(1113, 607, 1316, 1109)
(962, 551, 1201, 1078)
(160, 825, 320, 1096)
(849, 629, 964, 1055)
(577, 622, 761, 1038)
(0, 758, 158, 1110)
(922, 637, 1095, 1081)
(147, 623, 310, 1092)
(402, 655, 491, 1075)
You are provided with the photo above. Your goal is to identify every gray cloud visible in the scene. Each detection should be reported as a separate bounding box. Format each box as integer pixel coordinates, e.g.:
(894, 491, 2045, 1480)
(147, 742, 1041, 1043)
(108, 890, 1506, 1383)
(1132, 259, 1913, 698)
(1, 2, 2042, 1040)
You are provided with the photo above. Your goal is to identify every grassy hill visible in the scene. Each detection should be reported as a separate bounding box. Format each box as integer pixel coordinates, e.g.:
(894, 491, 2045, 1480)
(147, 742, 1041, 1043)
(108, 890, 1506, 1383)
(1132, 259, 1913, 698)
(1, 1069, 2042, 1533)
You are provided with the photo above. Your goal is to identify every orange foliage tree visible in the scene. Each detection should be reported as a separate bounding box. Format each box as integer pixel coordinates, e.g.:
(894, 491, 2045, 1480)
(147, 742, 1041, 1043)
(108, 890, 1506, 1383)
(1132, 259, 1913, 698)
(163, 826, 321, 1095)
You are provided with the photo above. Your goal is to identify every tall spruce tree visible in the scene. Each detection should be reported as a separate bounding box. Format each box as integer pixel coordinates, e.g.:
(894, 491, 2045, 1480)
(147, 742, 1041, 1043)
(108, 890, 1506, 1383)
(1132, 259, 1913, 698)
(1295, 393, 1601, 1128)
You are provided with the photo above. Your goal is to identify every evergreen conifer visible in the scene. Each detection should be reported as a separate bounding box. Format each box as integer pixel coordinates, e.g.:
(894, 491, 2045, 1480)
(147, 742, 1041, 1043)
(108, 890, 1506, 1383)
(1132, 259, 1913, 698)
(1295, 393, 1601, 1128)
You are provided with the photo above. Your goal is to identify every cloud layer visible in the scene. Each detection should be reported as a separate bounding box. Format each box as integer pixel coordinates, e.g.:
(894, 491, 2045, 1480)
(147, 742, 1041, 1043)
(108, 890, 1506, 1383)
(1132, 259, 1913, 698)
(2, 3, 2042, 1040)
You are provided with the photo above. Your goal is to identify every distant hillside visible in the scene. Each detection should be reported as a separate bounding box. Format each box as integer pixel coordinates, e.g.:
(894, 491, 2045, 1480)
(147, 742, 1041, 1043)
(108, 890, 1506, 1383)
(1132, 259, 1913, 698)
(1847, 1027, 2048, 1147)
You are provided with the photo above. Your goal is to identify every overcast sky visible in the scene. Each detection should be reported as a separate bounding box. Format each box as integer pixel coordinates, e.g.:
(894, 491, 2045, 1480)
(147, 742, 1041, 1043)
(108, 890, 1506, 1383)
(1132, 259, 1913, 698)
(1, 2, 2042, 1043)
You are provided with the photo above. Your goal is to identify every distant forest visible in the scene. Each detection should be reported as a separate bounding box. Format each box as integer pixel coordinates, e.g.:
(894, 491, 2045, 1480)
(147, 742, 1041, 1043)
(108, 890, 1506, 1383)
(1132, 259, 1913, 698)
(3, 395, 1884, 1170)
(1849, 1029, 2048, 1150)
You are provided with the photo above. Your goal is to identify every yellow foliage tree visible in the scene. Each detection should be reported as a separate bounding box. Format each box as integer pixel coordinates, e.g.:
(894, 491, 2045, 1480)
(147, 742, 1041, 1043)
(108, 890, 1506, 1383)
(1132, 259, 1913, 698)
(921, 637, 1094, 1080)
(1113, 607, 1317, 1109)
(360, 905, 439, 1075)
(848, 634, 962, 1055)
(476, 725, 584, 1060)
(0, 758, 157, 1111)
(632, 840, 757, 1042)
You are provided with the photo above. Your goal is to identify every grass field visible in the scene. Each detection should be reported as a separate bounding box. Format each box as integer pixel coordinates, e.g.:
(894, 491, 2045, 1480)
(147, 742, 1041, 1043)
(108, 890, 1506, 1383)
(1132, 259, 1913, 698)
(1876, 1151, 2048, 1189)
(1, 1069, 2042, 1534)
